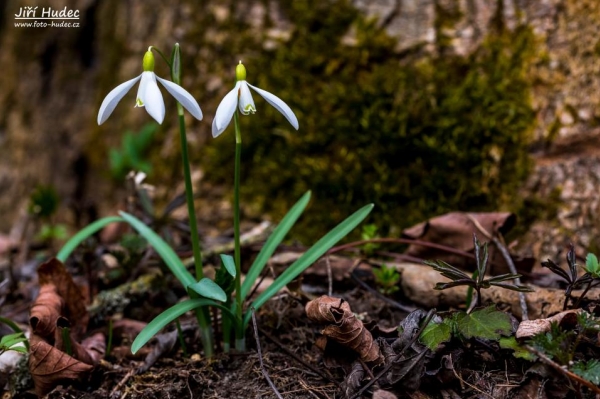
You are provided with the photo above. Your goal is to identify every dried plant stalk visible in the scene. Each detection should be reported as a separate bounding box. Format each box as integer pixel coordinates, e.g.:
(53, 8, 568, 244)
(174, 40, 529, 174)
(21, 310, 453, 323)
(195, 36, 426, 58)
(306, 295, 381, 363)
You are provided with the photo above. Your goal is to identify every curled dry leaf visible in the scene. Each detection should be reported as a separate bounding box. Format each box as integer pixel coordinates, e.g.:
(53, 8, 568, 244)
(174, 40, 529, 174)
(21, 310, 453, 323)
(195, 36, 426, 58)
(37, 258, 89, 339)
(28, 258, 104, 396)
(516, 309, 583, 339)
(29, 284, 63, 340)
(305, 295, 381, 363)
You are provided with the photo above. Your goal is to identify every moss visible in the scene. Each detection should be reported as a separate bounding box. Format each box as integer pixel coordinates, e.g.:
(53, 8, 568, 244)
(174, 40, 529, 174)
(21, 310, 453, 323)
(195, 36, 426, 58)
(201, 0, 538, 241)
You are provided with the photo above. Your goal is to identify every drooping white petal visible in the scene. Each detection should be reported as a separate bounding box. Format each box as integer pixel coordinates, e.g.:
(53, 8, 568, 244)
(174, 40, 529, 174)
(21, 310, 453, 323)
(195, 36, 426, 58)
(247, 83, 299, 130)
(212, 81, 241, 138)
(238, 82, 256, 115)
(137, 72, 165, 124)
(156, 76, 203, 121)
(97, 74, 142, 125)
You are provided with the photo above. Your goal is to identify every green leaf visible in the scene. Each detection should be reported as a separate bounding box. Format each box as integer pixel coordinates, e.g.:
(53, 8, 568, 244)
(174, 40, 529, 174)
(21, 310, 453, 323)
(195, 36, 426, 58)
(57, 216, 123, 262)
(119, 211, 195, 288)
(456, 307, 512, 341)
(499, 336, 536, 361)
(420, 319, 452, 351)
(131, 298, 235, 354)
(241, 191, 311, 300)
(220, 254, 236, 278)
(586, 253, 600, 275)
(245, 203, 374, 326)
(188, 278, 227, 302)
(572, 359, 600, 385)
(424, 260, 472, 281)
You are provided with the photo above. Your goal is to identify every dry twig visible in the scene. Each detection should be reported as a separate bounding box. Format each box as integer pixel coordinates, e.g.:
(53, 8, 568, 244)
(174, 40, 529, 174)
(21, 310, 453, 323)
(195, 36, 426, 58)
(251, 308, 284, 399)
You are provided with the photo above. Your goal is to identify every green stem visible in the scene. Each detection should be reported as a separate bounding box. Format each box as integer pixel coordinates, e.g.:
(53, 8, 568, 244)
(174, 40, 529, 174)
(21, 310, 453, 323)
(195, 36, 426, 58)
(177, 105, 213, 357)
(233, 111, 245, 351)
(177, 108, 203, 280)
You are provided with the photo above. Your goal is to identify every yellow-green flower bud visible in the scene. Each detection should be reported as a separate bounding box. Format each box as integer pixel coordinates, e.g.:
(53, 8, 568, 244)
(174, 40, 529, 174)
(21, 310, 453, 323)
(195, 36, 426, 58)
(235, 61, 246, 81)
(143, 50, 155, 72)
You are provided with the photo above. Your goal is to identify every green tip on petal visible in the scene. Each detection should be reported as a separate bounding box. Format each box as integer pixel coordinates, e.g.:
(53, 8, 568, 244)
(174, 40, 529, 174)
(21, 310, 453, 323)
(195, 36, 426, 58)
(143, 51, 155, 72)
(235, 61, 246, 81)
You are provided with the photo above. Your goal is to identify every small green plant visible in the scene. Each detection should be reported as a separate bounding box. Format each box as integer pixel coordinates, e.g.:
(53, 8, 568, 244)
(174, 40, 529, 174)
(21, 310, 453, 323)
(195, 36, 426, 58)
(420, 306, 513, 351)
(424, 235, 532, 307)
(0, 332, 28, 356)
(109, 124, 157, 181)
(28, 185, 60, 219)
(529, 312, 600, 387)
(372, 264, 400, 295)
(360, 224, 381, 256)
(0, 316, 29, 354)
(541, 244, 600, 310)
(37, 224, 68, 242)
(28, 184, 68, 246)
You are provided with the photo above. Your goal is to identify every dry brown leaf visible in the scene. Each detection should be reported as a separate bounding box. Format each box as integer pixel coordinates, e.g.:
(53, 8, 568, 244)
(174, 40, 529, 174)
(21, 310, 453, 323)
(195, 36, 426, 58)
(37, 258, 89, 339)
(29, 338, 94, 397)
(402, 212, 534, 275)
(516, 309, 583, 339)
(29, 284, 63, 340)
(28, 258, 104, 396)
(305, 295, 381, 363)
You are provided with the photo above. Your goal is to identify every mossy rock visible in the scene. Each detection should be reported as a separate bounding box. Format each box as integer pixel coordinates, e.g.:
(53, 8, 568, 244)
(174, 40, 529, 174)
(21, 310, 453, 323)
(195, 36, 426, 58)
(202, 0, 538, 241)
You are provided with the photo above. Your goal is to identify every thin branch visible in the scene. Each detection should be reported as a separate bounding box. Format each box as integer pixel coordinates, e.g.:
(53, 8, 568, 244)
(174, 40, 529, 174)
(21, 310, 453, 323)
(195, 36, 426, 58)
(525, 345, 600, 395)
(251, 309, 284, 399)
(350, 270, 416, 313)
(326, 254, 333, 297)
(258, 326, 340, 387)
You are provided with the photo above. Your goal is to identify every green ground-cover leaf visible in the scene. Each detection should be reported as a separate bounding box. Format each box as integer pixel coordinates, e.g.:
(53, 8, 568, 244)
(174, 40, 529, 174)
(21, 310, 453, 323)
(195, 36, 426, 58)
(456, 307, 512, 341)
(572, 359, 600, 385)
(499, 336, 536, 361)
(420, 319, 453, 350)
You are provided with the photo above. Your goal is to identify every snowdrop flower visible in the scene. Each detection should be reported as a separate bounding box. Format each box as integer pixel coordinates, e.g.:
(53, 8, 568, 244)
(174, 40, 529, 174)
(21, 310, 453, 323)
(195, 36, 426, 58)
(212, 61, 299, 137)
(98, 47, 203, 125)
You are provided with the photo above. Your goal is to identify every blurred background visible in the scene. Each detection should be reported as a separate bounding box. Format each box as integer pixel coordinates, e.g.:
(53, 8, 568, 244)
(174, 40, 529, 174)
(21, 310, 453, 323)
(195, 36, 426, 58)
(0, 0, 599, 260)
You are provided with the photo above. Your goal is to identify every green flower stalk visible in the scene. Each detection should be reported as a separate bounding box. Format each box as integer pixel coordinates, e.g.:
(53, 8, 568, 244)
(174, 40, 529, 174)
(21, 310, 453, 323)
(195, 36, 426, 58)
(212, 61, 299, 350)
(97, 45, 214, 356)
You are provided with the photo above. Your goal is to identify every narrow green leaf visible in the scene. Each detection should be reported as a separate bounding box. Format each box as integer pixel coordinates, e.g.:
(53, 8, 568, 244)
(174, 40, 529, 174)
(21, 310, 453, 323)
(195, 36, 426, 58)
(10, 346, 27, 354)
(434, 280, 476, 290)
(246, 203, 374, 326)
(490, 282, 534, 292)
(119, 211, 195, 287)
(131, 298, 235, 354)
(241, 191, 311, 300)
(188, 278, 227, 302)
(486, 273, 522, 283)
(57, 216, 123, 262)
(0, 317, 28, 350)
(220, 254, 236, 278)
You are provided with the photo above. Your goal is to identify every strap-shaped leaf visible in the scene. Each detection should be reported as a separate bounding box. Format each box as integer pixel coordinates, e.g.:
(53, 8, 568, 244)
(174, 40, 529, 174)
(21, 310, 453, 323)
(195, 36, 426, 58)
(245, 203, 373, 326)
(120, 211, 195, 287)
(188, 278, 227, 302)
(131, 298, 235, 354)
(220, 254, 236, 278)
(241, 191, 311, 300)
(424, 260, 471, 281)
(57, 216, 123, 262)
